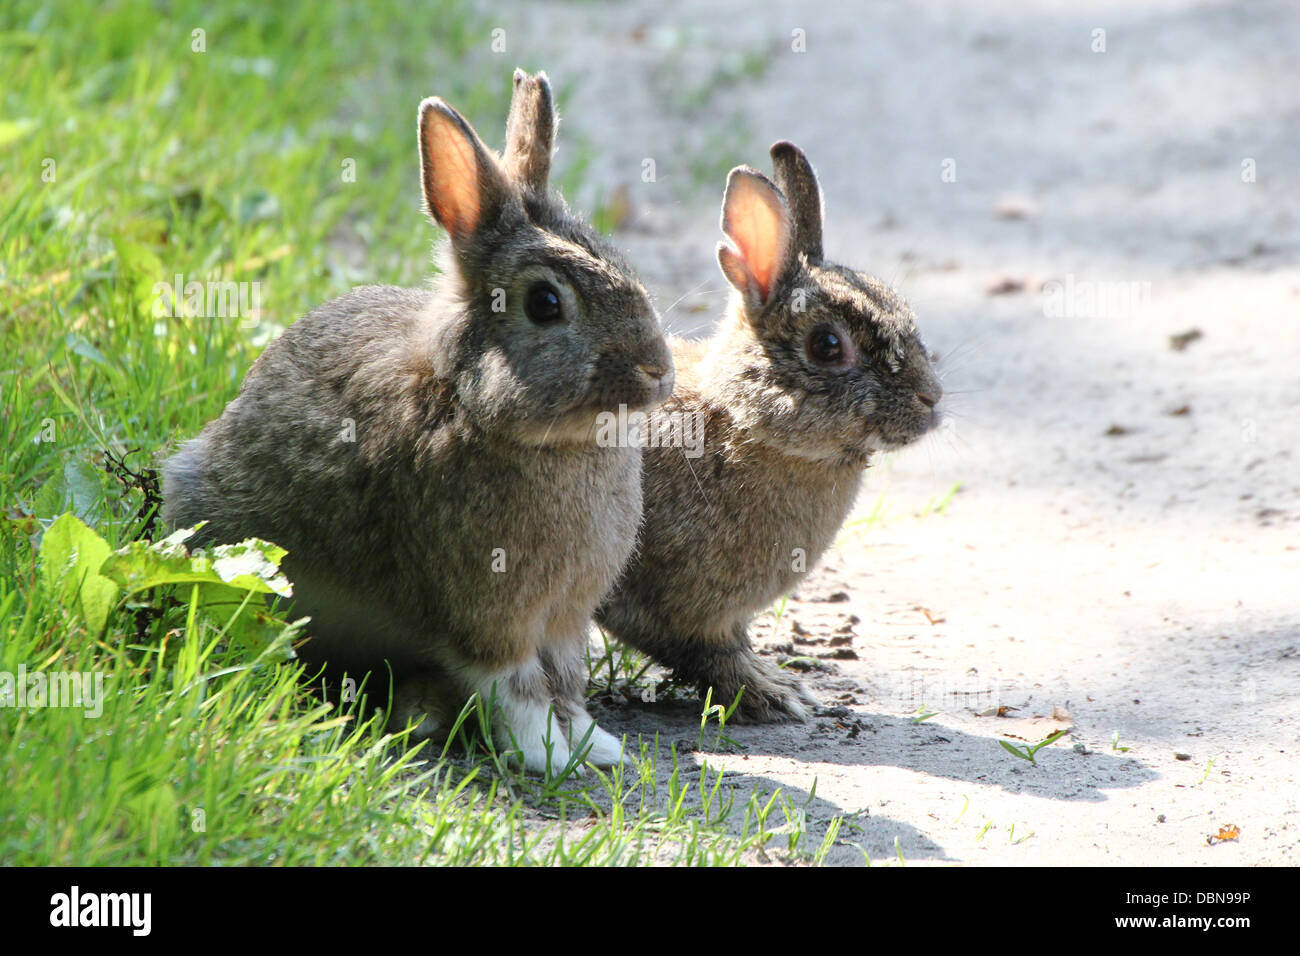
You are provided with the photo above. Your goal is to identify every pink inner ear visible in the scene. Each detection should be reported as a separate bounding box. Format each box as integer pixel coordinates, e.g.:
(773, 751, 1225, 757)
(724, 177, 789, 302)
(424, 112, 482, 238)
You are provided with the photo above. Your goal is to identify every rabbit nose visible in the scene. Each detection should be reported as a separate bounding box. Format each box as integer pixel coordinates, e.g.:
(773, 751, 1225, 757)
(917, 387, 941, 408)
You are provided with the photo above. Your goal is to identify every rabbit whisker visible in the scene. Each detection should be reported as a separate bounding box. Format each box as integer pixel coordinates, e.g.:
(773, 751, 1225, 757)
(660, 278, 715, 320)
(538, 412, 562, 447)
(676, 442, 711, 507)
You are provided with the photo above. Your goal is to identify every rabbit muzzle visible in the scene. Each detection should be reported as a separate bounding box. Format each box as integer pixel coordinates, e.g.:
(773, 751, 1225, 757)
(870, 383, 944, 451)
(592, 334, 676, 411)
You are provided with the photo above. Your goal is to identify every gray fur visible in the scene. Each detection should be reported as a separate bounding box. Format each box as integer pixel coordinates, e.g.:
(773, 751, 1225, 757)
(162, 72, 673, 770)
(598, 142, 941, 721)
(503, 68, 556, 193)
(770, 140, 824, 261)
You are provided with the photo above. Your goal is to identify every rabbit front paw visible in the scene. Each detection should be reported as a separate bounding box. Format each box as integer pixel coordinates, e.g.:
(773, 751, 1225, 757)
(505, 702, 574, 774)
(567, 710, 630, 768)
(471, 661, 579, 775)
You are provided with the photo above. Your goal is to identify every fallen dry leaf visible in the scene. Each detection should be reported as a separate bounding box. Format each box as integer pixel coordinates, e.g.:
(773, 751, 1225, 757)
(918, 606, 946, 625)
(992, 195, 1040, 219)
(986, 275, 1027, 295)
(1207, 824, 1241, 845)
(1169, 328, 1204, 351)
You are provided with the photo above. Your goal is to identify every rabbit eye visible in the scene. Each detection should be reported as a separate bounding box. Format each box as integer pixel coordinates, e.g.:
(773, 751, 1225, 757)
(807, 325, 847, 366)
(524, 281, 563, 323)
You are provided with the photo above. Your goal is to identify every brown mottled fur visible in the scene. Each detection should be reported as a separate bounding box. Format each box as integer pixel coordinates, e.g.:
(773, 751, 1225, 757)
(598, 143, 942, 721)
(162, 71, 672, 771)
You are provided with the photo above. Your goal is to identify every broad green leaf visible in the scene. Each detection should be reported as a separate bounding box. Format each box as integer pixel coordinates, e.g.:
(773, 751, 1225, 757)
(38, 512, 121, 635)
(27, 458, 104, 525)
(209, 539, 291, 595)
(100, 527, 292, 598)
(29, 468, 67, 522)
(196, 582, 300, 661)
(64, 456, 104, 524)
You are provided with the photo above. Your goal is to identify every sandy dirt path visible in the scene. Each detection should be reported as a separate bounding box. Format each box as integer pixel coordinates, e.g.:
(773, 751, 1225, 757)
(488, 0, 1299, 864)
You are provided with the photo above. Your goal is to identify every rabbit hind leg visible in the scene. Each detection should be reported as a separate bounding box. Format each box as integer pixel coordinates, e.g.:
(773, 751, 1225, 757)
(600, 601, 817, 722)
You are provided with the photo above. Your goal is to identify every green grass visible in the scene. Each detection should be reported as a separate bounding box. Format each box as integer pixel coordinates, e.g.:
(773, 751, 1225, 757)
(998, 729, 1069, 766)
(919, 481, 962, 518)
(0, 0, 838, 866)
(835, 490, 890, 546)
(835, 478, 963, 550)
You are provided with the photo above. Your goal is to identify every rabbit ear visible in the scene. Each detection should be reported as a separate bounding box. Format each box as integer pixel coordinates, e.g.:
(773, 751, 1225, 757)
(418, 97, 510, 241)
(717, 166, 796, 310)
(770, 141, 824, 261)
(502, 69, 555, 192)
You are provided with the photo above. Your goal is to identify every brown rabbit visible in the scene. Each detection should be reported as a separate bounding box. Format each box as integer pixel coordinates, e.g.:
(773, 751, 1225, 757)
(597, 142, 942, 720)
(162, 71, 674, 771)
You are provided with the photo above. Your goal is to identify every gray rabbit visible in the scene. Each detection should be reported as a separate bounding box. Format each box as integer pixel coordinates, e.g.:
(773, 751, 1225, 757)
(162, 71, 674, 771)
(598, 142, 941, 721)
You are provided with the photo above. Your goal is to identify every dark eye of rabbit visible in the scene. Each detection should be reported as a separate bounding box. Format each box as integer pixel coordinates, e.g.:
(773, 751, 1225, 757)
(807, 325, 847, 366)
(524, 281, 563, 324)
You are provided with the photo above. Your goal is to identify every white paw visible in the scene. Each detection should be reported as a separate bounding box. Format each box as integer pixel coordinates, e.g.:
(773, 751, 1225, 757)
(502, 697, 573, 774)
(568, 711, 630, 768)
(469, 659, 598, 775)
